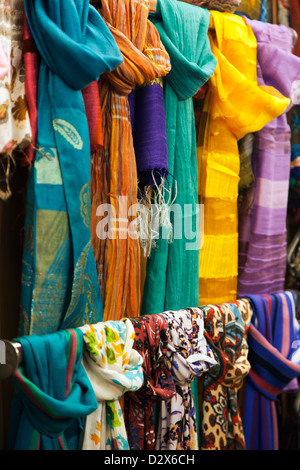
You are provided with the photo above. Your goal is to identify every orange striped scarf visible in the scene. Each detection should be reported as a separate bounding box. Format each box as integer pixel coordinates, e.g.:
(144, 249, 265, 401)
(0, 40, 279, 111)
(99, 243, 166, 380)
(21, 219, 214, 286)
(91, 0, 171, 321)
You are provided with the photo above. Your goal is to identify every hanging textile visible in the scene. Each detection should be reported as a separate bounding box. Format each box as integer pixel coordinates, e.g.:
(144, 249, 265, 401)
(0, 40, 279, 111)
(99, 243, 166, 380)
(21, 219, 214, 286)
(79, 319, 143, 450)
(197, 11, 290, 305)
(200, 299, 252, 450)
(238, 20, 300, 297)
(0, 0, 32, 199)
(196, 0, 241, 12)
(91, 0, 171, 323)
(124, 314, 176, 450)
(141, 0, 216, 314)
(8, 329, 98, 450)
(19, 0, 123, 336)
(242, 292, 300, 450)
(0, 40, 8, 79)
(155, 308, 216, 450)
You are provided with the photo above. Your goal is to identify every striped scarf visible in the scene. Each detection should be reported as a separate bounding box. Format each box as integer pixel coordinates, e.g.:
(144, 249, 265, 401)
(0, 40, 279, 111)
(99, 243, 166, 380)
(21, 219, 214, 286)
(242, 292, 300, 450)
(8, 329, 98, 450)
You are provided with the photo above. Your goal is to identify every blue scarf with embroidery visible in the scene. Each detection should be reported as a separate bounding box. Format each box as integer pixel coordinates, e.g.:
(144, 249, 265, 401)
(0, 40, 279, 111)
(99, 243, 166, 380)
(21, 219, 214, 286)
(20, 0, 123, 335)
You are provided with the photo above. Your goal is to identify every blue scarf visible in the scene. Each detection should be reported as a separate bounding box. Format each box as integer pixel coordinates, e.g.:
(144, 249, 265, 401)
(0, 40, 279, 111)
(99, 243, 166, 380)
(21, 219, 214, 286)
(20, 0, 123, 335)
(8, 329, 98, 450)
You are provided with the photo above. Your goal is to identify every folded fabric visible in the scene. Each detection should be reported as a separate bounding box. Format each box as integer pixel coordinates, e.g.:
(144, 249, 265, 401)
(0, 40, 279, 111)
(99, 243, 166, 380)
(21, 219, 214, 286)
(242, 292, 300, 450)
(79, 319, 144, 450)
(91, 0, 171, 322)
(238, 20, 300, 297)
(19, 0, 123, 335)
(8, 329, 97, 450)
(200, 299, 252, 450)
(155, 308, 216, 450)
(196, 11, 290, 305)
(124, 314, 176, 450)
(0, 0, 32, 198)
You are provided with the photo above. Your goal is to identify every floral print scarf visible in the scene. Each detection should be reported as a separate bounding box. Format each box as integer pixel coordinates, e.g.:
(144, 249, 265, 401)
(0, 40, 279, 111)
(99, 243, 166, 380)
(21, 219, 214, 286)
(124, 314, 176, 450)
(155, 308, 216, 450)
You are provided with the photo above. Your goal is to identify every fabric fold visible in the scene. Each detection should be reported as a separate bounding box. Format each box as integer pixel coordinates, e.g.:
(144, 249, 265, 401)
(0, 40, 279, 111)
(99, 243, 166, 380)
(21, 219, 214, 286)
(200, 299, 252, 450)
(155, 308, 216, 450)
(19, 0, 123, 335)
(79, 319, 144, 450)
(124, 314, 176, 450)
(8, 329, 97, 450)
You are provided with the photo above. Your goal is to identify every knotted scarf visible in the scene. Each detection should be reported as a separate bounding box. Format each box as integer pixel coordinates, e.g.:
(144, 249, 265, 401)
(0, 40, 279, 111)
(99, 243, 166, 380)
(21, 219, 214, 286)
(200, 300, 252, 450)
(155, 308, 216, 450)
(91, 0, 171, 322)
(124, 314, 176, 450)
(242, 292, 300, 450)
(19, 0, 123, 336)
(79, 319, 143, 450)
(0, 0, 32, 199)
(237, 20, 300, 297)
(196, 11, 290, 305)
(8, 329, 98, 450)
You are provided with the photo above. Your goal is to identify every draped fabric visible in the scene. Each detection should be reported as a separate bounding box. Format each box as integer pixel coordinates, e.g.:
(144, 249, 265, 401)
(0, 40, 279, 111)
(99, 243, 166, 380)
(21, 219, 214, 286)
(124, 314, 176, 450)
(91, 0, 171, 322)
(8, 329, 98, 450)
(155, 308, 216, 450)
(79, 319, 143, 450)
(19, 0, 123, 336)
(238, 21, 300, 297)
(197, 11, 290, 305)
(242, 292, 300, 450)
(0, 40, 9, 79)
(0, 0, 32, 199)
(197, 0, 241, 13)
(200, 300, 252, 450)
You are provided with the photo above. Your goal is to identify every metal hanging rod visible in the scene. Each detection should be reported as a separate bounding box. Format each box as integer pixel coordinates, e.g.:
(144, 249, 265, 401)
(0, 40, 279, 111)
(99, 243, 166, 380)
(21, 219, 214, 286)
(0, 340, 22, 381)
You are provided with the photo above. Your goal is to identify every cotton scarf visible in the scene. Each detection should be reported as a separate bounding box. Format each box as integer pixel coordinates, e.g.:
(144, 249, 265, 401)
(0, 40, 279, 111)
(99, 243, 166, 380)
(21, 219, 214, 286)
(124, 314, 176, 450)
(19, 0, 123, 336)
(0, 0, 32, 199)
(155, 308, 216, 450)
(200, 300, 252, 450)
(242, 292, 300, 450)
(196, 11, 290, 305)
(79, 319, 143, 450)
(91, 0, 171, 322)
(237, 20, 300, 297)
(8, 329, 98, 450)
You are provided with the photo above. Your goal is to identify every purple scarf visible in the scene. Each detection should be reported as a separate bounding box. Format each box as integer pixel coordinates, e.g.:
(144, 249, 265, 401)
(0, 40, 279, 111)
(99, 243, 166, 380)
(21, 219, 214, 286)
(238, 21, 300, 296)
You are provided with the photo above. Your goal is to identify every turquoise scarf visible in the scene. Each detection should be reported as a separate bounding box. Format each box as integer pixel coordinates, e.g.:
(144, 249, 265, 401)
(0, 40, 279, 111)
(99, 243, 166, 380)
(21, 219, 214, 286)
(8, 329, 98, 450)
(141, 0, 216, 439)
(20, 0, 123, 335)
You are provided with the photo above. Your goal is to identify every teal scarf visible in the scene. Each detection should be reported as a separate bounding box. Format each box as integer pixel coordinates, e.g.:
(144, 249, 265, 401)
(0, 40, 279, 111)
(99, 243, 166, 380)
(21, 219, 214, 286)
(20, 0, 123, 335)
(8, 329, 98, 450)
(141, 0, 216, 440)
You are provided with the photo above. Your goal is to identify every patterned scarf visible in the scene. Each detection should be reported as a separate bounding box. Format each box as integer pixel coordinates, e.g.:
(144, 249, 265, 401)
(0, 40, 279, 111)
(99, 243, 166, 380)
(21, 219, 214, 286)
(0, 0, 32, 199)
(155, 308, 216, 450)
(200, 300, 252, 450)
(8, 329, 98, 450)
(79, 319, 144, 450)
(91, 0, 171, 322)
(0, 39, 9, 79)
(19, 0, 123, 336)
(242, 292, 300, 450)
(196, 11, 290, 305)
(124, 314, 176, 450)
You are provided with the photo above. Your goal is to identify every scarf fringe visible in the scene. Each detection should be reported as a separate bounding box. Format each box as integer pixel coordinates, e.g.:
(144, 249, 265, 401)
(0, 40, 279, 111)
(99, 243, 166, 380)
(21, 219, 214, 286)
(137, 172, 177, 258)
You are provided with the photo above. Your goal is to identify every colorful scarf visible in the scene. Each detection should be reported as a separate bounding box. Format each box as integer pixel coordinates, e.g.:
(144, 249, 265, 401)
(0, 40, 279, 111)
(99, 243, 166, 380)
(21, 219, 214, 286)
(19, 0, 123, 336)
(242, 292, 300, 450)
(200, 300, 252, 450)
(124, 314, 176, 450)
(91, 0, 171, 322)
(155, 308, 216, 450)
(238, 21, 300, 298)
(0, 40, 9, 79)
(79, 319, 143, 450)
(197, 11, 290, 305)
(8, 329, 98, 450)
(0, 0, 32, 199)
